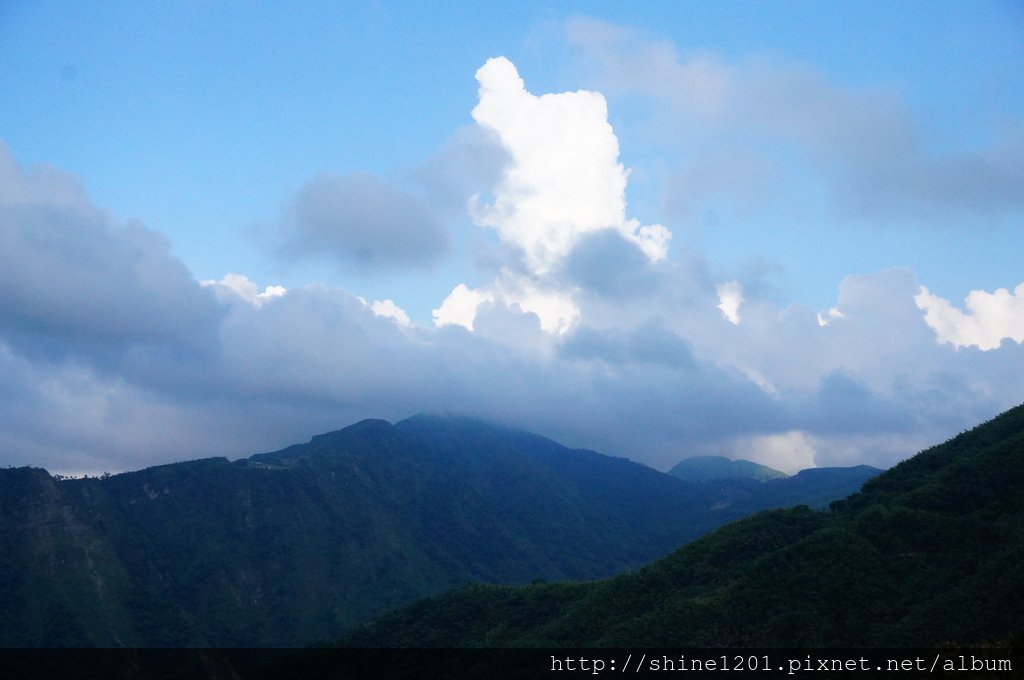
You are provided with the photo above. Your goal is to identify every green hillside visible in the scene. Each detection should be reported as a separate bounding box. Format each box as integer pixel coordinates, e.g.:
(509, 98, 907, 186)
(341, 404, 1024, 647)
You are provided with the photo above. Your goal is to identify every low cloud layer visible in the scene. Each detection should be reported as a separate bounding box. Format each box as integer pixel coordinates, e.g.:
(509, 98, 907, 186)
(1, 46, 1022, 477)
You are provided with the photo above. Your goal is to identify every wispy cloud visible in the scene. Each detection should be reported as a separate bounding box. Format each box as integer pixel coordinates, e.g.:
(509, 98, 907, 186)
(566, 16, 1024, 226)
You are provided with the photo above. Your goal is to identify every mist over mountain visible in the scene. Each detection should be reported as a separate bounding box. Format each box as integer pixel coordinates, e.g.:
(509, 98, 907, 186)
(0, 414, 875, 647)
(341, 404, 1024, 647)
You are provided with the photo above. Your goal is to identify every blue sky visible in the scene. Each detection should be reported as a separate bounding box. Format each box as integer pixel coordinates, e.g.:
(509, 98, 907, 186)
(1, 1, 1022, 474)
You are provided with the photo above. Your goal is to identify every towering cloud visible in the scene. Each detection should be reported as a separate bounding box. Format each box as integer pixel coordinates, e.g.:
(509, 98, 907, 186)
(469, 56, 670, 271)
(434, 57, 670, 333)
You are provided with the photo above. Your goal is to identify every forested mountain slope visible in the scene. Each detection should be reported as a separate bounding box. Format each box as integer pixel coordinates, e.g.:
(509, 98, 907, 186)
(341, 405, 1024, 647)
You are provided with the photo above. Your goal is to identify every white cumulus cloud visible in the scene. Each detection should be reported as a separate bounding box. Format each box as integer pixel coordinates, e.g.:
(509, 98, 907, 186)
(369, 298, 411, 327)
(433, 284, 496, 331)
(433, 276, 579, 334)
(437, 56, 670, 335)
(716, 280, 743, 324)
(816, 307, 844, 327)
(469, 56, 670, 272)
(202, 274, 286, 308)
(915, 283, 1024, 350)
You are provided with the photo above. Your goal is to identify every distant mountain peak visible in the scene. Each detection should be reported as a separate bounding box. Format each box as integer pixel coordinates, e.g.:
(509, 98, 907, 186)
(398, 412, 512, 430)
(249, 418, 401, 463)
(668, 455, 787, 482)
(325, 417, 395, 438)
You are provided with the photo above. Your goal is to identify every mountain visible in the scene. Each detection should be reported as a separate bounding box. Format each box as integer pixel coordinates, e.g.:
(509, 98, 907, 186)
(668, 455, 786, 482)
(708, 465, 882, 513)
(340, 404, 1024, 647)
(0, 414, 879, 647)
(667, 457, 881, 516)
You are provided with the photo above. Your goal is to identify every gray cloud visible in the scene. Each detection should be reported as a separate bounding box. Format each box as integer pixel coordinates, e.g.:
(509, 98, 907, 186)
(559, 325, 630, 365)
(0, 143, 222, 360)
(560, 228, 657, 298)
(472, 300, 546, 350)
(413, 125, 510, 212)
(559, 320, 696, 371)
(801, 370, 914, 436)
(277, 172, 450, 270)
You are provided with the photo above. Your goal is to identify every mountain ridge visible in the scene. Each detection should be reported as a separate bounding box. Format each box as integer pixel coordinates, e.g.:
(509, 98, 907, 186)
(0, 413, 881, 647)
